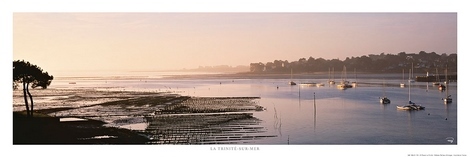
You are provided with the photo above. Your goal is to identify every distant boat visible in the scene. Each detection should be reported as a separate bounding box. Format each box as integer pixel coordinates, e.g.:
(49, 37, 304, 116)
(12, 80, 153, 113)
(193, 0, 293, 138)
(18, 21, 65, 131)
(289, 68, 296, 85)
(351, 68, 358, 87)
(380, 80, 391, 104)
(442, 66, 452, 104)
(316, 83, 325, 87)
(69, 82, 76, 84)
(300, 82, 316, 87)
(337, 65, 352, 89)
(380, 97, 391, 104)
(328, 67, 335, 85)
(397, 69, 425, 110)
(438, 84, 446, 91)
(400, 69, 405, 88)
(432, 68, 441, 86)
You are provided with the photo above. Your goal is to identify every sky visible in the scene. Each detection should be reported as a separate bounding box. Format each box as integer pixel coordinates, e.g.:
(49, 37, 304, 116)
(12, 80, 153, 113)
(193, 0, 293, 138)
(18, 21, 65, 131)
(12, 12, 457, 73)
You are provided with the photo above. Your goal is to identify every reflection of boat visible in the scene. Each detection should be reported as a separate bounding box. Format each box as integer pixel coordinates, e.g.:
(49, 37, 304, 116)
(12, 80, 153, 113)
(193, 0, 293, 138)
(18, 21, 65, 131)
(288, 69, 296, 85)
(397, 69, 425, 110)
(442, 67, 452, 104)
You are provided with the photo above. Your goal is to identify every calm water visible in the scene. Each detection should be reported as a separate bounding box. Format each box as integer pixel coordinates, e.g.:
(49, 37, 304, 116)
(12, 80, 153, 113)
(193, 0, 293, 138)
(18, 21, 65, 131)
(50, 73, 458, 145)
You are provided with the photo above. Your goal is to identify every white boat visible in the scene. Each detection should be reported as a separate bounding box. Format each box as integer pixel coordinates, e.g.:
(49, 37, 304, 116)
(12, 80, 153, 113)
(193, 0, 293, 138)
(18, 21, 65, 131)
(328, 67, 335, 85)
(351, 68, 358, 87)
(337, 65, 352, 89)
(300, 82, 316, 86)
(442, 67, 452, 104)
(397, 105, 412, 110)
(397, 69, 425, 110)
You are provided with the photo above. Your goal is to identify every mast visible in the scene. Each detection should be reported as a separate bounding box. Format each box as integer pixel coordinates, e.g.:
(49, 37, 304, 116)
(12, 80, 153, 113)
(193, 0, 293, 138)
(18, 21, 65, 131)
(354, 68, 357, 82)
(328, 67, 331, 82)
(332, 67, 335, 81)
(291, 68, 293, 81)
(445, 66, 449, 96)
(402, 69, 405, 83)
(408, 69, 411, 102)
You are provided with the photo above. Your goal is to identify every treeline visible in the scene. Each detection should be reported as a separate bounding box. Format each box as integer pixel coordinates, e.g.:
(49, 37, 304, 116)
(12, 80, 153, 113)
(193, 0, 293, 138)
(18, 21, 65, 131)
(249, 51, 457, 74)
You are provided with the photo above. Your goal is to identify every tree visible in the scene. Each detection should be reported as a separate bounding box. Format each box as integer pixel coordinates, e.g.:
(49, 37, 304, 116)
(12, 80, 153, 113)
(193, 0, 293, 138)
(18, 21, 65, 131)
(13, 60, 54, 117)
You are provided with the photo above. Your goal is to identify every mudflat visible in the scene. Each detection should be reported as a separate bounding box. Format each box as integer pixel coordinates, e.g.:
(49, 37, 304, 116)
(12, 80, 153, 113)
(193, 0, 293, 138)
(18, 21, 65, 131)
(13, 88, 267, 144)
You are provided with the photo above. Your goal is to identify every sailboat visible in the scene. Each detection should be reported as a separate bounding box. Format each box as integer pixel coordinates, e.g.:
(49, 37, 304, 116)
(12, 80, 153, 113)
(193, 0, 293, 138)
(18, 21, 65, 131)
(328, 67, 335, 85)
(400, 69, 405, 88)
(337, 65, 352, 89)
(380, 80, 391, 104)
(351, 68, 358, 87)
(288, 68, 297, 85)
(432, 68, 441, 86)
(397, 69, 425, 110)
(442, 67, 452, 104)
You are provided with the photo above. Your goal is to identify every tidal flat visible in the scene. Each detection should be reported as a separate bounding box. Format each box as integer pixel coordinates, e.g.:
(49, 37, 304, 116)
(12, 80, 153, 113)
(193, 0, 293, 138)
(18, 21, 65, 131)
(13, 88, 272, 144)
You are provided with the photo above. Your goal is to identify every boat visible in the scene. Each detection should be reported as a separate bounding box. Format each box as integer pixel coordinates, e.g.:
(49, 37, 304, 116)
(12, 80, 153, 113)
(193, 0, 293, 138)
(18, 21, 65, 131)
(410, 62, 415, 83)
(337, 65, 352, 89)
(300, 82, 316, 87)
(432, 68, 441, 86)
(442, 66, 452, 104)
(396, 105, 412, 110)
(288, 68, 296, 85)
(316, 83, 325, 87)
(397, 69, 425, 110)
(328, 67, 335, 85)
(380, 97, 391, 104)
(351, 68, 358, 87)
(400, 69, 405, 88)
(438, 84, 446, 91)
(380, 80, 391, 104)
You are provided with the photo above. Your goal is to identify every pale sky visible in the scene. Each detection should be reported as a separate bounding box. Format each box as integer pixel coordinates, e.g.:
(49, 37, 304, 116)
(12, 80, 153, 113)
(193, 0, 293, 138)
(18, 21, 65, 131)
(13, 12, 457, 73)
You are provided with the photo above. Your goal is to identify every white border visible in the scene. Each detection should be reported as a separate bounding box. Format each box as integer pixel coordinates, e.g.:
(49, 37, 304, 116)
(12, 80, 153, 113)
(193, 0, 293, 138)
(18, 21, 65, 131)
(2, 0, 468, 157)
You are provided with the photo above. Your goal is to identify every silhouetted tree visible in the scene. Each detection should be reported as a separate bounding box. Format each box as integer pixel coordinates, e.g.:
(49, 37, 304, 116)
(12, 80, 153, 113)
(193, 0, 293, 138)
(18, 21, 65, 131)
(13, 60, 54, 117)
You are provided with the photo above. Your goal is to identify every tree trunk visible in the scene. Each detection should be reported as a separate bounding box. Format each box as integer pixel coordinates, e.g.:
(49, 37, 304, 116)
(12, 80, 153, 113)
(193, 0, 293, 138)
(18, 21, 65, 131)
(22, 81, 30, 117)
(26, 82, 34, 117)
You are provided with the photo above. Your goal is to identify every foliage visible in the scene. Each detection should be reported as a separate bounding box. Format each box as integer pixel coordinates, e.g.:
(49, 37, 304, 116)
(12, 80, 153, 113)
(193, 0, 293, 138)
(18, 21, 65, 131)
(249, 51, 457, 74)
(13, 60, 54, 117)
